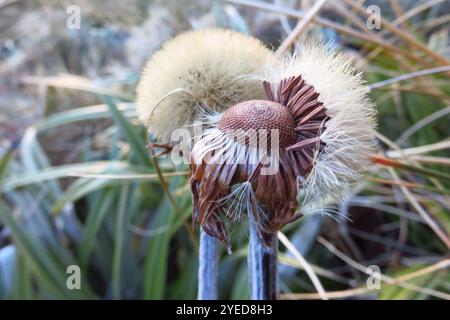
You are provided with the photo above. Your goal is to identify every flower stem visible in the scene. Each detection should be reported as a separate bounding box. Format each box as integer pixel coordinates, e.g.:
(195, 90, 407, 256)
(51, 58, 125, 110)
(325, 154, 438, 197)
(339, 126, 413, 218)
(248, 218, 279, 300)
(197, 228, 218, 300)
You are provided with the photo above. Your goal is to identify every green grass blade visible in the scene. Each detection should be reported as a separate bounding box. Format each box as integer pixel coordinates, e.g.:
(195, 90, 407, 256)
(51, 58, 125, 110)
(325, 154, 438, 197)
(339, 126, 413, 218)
(111, 183, 130, 299)
(143, 177, 179, 299)
(103, 97, 151, 167)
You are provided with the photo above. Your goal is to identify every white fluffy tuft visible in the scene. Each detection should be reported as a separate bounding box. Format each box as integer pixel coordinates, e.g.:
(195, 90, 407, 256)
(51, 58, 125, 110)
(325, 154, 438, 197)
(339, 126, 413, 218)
(136, 28, 273, 142)
(265, 40, 377, 213)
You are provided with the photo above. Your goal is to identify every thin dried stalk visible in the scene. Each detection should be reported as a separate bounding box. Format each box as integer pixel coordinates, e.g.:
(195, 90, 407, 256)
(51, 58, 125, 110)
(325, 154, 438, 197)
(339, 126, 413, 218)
(395, 106, 450, 146)
(387, 168, 450, 250)
(368, 66, 450, 90)
(278, 231, 328, 300)
(386, 140, 450, 158)
(275, 0, 329, 56)
(284, 257, 450, 299)
(343, 0, 450, 67)
(318, 237, 450, 300)
(222, 0, 423, 63)
(147, 143, 198, 250)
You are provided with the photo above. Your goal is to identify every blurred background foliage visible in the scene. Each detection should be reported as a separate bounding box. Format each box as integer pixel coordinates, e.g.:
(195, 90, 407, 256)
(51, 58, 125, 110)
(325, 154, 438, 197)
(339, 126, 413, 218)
(0, 0, 449, 299)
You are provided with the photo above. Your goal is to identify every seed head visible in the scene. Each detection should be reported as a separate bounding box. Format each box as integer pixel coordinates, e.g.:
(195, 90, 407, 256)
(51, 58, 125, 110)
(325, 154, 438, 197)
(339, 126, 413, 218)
(136, 28, 273, 142)
(266, 41, 377, 213)
(137, 30, 377, 249)
(190, 40, 377, 248)
(218, 100, 296, 148)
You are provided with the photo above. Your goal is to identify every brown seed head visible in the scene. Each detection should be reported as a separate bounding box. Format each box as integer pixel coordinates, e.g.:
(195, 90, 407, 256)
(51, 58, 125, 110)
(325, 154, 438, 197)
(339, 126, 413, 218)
(217, 100, 296, 148)
(191, 76, 328, 247)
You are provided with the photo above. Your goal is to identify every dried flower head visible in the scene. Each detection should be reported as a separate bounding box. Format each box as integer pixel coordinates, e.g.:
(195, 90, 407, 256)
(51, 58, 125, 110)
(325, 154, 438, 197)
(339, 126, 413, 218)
(136, 28, 273, 142)
(190, 41, 376, 248)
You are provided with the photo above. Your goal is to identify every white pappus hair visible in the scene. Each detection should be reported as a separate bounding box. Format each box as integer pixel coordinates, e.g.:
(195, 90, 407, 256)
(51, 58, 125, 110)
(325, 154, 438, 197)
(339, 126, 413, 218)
(265, 40, 377, 215)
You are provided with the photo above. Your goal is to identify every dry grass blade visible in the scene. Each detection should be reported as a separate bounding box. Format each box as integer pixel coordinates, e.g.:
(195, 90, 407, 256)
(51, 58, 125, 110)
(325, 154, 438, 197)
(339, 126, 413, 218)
(372, 86, 450, 100)
(278, 254, 354, 285)
(22, 74, 135, 101)
(395, 106, 450, 146)
(331, 0, 446, 69)
(397, 259, 450, 283)
(67, 171, 188, 180)
(403, 156, 450, 166)
(365, 0, 446, 51)
(147, 145, 199, 251)
(318, 237, 450, 300)
(376, 132, 447, 193)
(343, 0, 449, 67)
(283, 287, 371, 300)
(278, 231, 328, 300)
(329, 1, 368, 32)
(368, 177, 424, 189)
(390, 0, 405, 18)
(386, 140, 450, 158)
(387, 168, 450, 250)
(368, 66, 450, 90)
(283, 259, 450, 299)
(275, 0, 329, 56)
(371, 155, 450, 182)
(419, 14, 450, 31)
(391, 0, 446, 27)
(222, 0, 414, 59)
